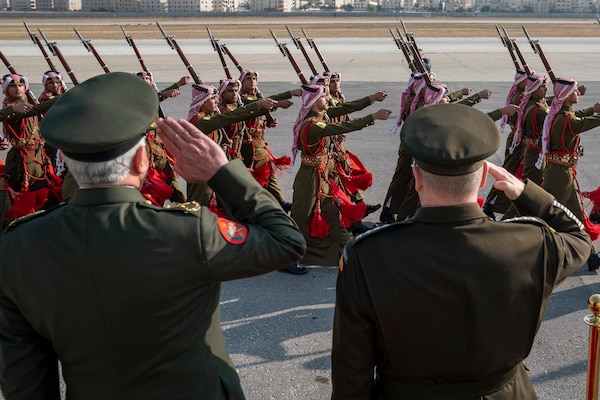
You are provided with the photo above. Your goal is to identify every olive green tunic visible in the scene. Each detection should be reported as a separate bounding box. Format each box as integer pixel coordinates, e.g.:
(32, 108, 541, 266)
(239, 90, 293, 203)
(332, 182, 593, 399)
(543, 105, 600, 220)
(0, 160, 306, 400)
(291, 101, 375, 266)
(188, 102, 268, 206)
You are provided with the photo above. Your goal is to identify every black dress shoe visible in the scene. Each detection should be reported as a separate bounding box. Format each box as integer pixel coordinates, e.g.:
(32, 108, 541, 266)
(588, 252, 600, 272)
(280, 201, 292, 213)
(363, 203, 382, 218)
(278, 263, 308, 275)
(379, 208, 396, 224)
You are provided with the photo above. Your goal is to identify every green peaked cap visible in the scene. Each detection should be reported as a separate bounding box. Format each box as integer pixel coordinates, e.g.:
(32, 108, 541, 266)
(400, 103, 501, 176)
(40, 72, 159, 162)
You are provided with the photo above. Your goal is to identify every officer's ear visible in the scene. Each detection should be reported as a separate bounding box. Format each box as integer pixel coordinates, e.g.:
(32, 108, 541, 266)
(479, 162, 489, 189)
(131, 144, 149, 177)
(412, 163, 424, 193)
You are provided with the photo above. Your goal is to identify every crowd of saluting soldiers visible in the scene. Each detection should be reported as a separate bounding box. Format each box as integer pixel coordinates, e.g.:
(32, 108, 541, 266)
(1, 21, 600, 275)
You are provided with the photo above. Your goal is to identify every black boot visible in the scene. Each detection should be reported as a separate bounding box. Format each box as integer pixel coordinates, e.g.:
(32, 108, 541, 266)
(379, 208, 396, 224)
(280, 201, 292, 213)
(364, 203, 382, 218)
(588, 252, 600, 272)
(278, 263, 308, 275)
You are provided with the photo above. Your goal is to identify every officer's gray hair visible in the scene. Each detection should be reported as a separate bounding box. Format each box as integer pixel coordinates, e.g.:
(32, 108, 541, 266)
(62, 137, 146, 187)
(419, 165, 483, 200)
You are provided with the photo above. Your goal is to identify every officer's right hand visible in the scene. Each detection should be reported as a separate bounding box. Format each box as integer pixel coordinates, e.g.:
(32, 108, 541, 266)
(487, 161, 524, 200)
(157, 117, 228, 184)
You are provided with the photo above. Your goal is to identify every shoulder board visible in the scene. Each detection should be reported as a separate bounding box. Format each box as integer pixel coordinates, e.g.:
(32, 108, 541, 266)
(340, 221, 414, 271)
(4, 202, 67, 231)
(138, 200, 203, 213)
(315, 121, 328, 129)
(501, 215, 555, 231)
(202, 116, 212, 121)
(354, 220, 414, 243)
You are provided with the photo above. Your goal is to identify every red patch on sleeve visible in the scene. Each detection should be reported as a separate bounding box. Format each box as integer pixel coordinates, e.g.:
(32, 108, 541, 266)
(217, 217, 248, 245)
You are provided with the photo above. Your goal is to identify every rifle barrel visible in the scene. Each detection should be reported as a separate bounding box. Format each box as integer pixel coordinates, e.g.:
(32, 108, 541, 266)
(156, 22, 202, 84)
(39, 28, 79, 85)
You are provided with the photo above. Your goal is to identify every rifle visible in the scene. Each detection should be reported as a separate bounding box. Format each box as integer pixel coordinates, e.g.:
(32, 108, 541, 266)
(389, 26, 416, 73)
(269, 29, 308, 85)
(220, 43, 243, 73)
(399, 19, 419, 52)
(156, 21, 202, 84)
(285, 25, 318, 76)
(396, 27, 431, 83)
(38, 28, 79, 86)
(121, 25, 150, 73)
(206, 25, 232, 79)
(301, 28, 330, 73)
(500, 26, 531, 75)
(522, 25, 556, 83)
(120, 26, 166, 118)
(0, 50, 39, 105)
(73, 27, 110, 73)
(495, 25, 521, 71)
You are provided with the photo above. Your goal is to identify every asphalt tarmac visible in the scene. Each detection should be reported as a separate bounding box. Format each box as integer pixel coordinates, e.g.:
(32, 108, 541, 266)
(1, 35, 600, 399)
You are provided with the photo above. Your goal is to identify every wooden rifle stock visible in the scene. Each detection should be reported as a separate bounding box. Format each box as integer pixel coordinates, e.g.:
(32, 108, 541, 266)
(156, 21, 202, 84)
(500, 27, 531, 75)
(286, 25, 318, 76)
(522, 25, 556, 83)
(269, 29, 308, 84)
(38, 28, 79, 86)
(221, 44, 243, 73)
(301, 28, 330, 73)
(0, 50, 39, 105)
(73, 27, 110, 73)
(206, 25, 232, 79)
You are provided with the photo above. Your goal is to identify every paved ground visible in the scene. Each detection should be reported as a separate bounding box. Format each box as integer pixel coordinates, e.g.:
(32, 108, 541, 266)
(1, 33, 600, 399)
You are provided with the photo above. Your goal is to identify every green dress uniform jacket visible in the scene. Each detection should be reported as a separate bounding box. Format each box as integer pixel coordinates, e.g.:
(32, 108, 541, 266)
(291, 96, 375, 266)
(0, 160, 306, 400)
(543, 106, 600, 220)
(332, 181, 593, 399)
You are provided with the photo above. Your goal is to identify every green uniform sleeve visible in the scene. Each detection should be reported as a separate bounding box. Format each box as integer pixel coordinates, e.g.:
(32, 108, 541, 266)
(487, 108, 502, 121)
(0, 97, 58, 122)
(327, 96, 372, 119)
(195, 102, 267, 133)
(458, 93, 482, 107)
(448, 89, 463, 102)
(305, 115, 375, 144)
(267, 91, 292, 101)
(200, 159, 306, 281)
(509, 180, 593, 286)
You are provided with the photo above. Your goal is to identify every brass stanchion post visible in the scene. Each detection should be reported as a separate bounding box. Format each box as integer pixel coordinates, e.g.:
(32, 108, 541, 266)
(585, 294, 600, 400)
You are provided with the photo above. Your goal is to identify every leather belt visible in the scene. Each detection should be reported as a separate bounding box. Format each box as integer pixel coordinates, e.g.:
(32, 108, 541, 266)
(547, 152, 578, 167)
(301, 155, 328, 167)
(10, 138, 42, 150)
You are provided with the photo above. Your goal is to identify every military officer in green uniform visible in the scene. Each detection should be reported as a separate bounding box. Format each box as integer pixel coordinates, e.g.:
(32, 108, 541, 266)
(332, 103, 593, 399)
(0, 72, 306, 400)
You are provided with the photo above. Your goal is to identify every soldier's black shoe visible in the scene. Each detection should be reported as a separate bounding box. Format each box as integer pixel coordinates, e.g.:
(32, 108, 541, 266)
(590, 213, 600, 224)
(278, 263, 308, 275)
(587, 252, 600, 272)
(379, 208, 396, 224)
(482, 203, 496, 221)
(364, 203, 382, 218)
(280, 201, 292, 213)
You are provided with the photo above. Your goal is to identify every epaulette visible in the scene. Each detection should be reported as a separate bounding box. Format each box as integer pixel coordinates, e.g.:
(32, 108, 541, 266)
(353, 220, 415, 244)
(138, 200, 203, 214)
(3, 202, 68, 232)
(501, 215, 557, 232)
(202, 116, 212, 121)
(340, 220, 414, 271)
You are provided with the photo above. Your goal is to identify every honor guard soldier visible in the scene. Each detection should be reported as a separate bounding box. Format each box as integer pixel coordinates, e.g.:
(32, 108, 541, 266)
(332, 103, 593, 399)
(0, 72, 306, 400)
